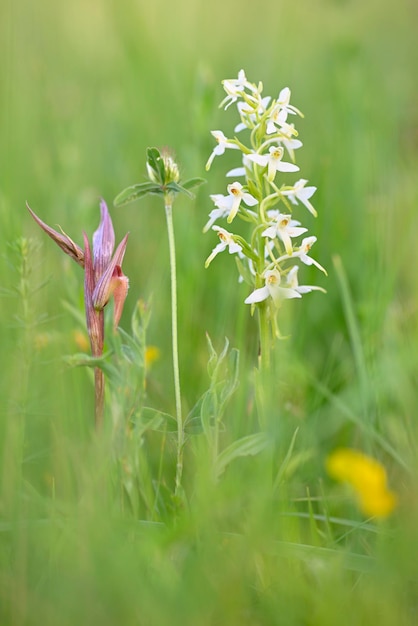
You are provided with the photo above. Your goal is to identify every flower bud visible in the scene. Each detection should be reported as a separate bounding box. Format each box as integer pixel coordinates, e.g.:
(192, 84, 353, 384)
(146, 147, 180, 187)
(161, 148, 180, 184)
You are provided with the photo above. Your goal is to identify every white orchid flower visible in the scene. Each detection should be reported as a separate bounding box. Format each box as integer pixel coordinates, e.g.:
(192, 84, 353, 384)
(262, 213, 307, 256)
(245, 268, 301, 307)
(203, 194, 232, 232)
(286, 266, 326, 294)
(234, 96, 271, 132)
(247, 146, 299, 182)
(205, 131, 239, 170)
(220, 69, 258, 110)
(282, 179, 318, 217)
(266, 87, 303, 133)
(277, 125, 303, 160)
(204, 182, 257, 230)
(225, 181, 258, 223)
(226, 166, 246, 178)
(205, 226, 242, 268)
(293, 236, 327, 274)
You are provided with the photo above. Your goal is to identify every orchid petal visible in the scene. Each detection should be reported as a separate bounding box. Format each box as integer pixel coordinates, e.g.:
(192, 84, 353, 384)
(92, 233, 129, 310)
(244, 286, 269, 304)
(27, 203, 84, 267)
(92, 199, 115, 278)
(83, 232, 103, 356)
(111, 268, 130, 330)
(275, 162, 300, 173)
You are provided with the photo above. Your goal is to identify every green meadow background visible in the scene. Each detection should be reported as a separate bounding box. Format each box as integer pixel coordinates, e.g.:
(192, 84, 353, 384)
(1, 0, 418, 623)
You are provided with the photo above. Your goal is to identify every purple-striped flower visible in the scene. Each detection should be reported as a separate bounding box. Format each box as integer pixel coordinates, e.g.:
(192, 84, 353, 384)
(27, 199, 129, 355)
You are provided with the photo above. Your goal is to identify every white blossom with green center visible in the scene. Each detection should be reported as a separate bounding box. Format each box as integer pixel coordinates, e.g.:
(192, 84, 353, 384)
(247, 146, 299, 182)
(205, 226, 242, 268)
(262, 213, 307, 256)
(282, 178, 318, 217)
(205, 130, 239, 170)
(244, 269, 301, 308)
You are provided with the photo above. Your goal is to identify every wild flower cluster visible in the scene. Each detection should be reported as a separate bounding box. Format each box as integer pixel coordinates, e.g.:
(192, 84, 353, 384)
(205, 69, 326, 339)
(24, 71, 397, 519)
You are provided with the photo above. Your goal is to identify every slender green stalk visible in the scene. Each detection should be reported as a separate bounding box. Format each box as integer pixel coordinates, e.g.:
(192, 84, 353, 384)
(152, 421, 168, 519)
(4, 239, 33, 511)
(333, 255, 368, 417)
(114, 147, 203, 497)
(164, 197, 184, 496)
(258, 301, 271, 373)
(256, 302, 271, 431)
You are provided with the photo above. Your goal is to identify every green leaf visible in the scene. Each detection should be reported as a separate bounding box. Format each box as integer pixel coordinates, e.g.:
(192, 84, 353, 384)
(64, 352, 117, 378)
(130, 297, 152, 344)
(186, 390, 206, 423)
(215, 432, 269, 478)
(114, 182, 161, 207)
(205, 333, 219, 379)
(165, 181, 194, 198)
(233, 136, 252, 154)
(182, 177, 206, 191)
(139, 407, 177, 432)
(120, 343, 144, 367)
(245, 178, 259, 201)
(208, 338, 229, 390)
(147, 147, 165, 185)
(130, 408, 167, 438)
(255, 118, 268, 143)
(219, 348, 240, 408)
(263, 194, 281, 213)
(273, 427, 300, 490)
(200, 390, 215, 440)
(184, 416, 204, 435)
(184, 390, 212, 437)
(233, 235, 259, 262)
(190, 336, 240, 442)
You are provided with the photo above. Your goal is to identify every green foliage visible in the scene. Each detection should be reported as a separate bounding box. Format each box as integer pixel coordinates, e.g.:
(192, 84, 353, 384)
(113, 146, 205, 206)
(1, 0, 418, 623)
(113, 181, 163, 206)
(196, 335, 240, 434)
(215, 432, 269, 478)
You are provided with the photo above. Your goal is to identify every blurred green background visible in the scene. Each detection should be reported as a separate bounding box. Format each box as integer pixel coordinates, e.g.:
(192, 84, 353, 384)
(1, 0, 418, 623)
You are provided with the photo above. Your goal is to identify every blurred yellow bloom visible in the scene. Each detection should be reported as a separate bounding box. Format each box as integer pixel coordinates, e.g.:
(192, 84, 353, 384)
(73, 329, 90, 352)
(326, 448, 397, 518)
(34, 332, 51, 350)
(145, 345, 160, 368)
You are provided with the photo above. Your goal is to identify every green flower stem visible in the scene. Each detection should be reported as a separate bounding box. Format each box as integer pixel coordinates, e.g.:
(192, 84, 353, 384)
(164, 197, 184, 496)
(254, 223, 271, 374)
(257, 300, 273, 433)
(258, 301, 271, 372)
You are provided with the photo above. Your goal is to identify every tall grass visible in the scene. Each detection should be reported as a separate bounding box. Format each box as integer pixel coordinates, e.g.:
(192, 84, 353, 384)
(1, 0, 418, 623)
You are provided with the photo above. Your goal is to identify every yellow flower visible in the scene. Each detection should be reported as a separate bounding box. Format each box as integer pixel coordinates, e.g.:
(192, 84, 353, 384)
(145, 345, 160, 368)
(356, 488, 397, 519)
(73, 329, 90, 352)
(326, 448, 397, 518)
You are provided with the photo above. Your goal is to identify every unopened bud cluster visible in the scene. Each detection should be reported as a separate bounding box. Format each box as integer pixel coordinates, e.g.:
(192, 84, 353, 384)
(146, 147, 180, 186)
